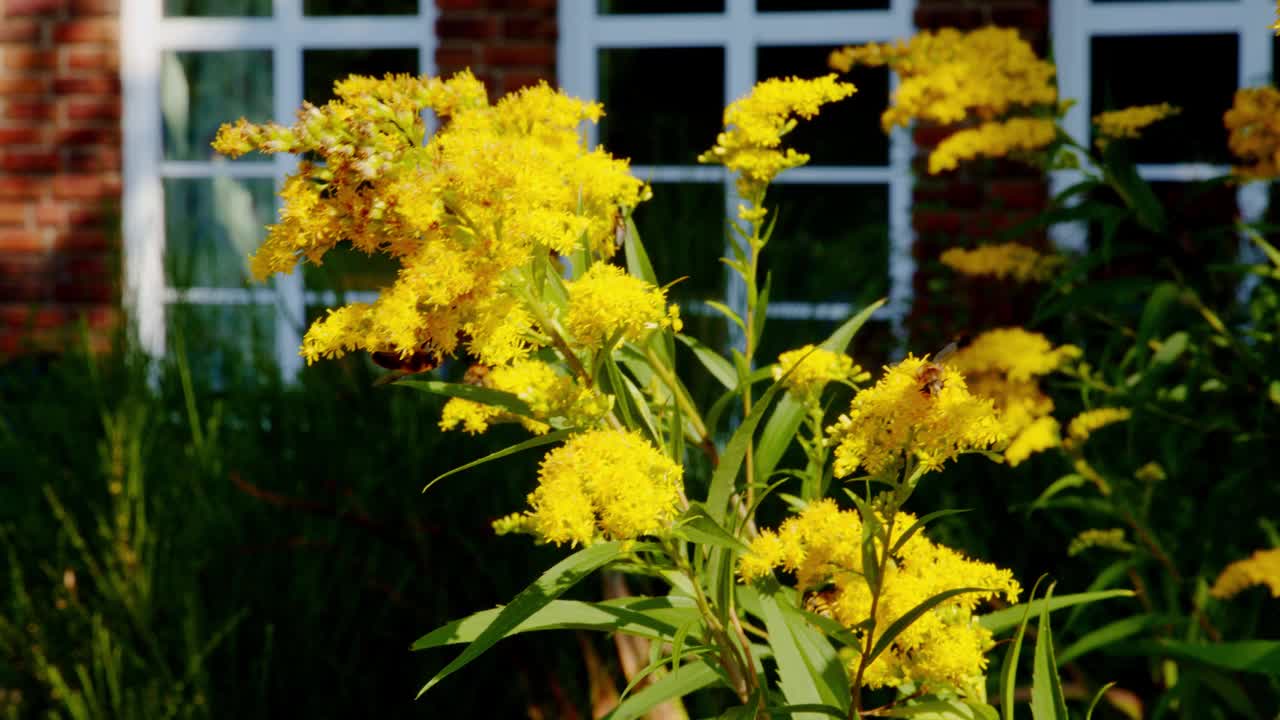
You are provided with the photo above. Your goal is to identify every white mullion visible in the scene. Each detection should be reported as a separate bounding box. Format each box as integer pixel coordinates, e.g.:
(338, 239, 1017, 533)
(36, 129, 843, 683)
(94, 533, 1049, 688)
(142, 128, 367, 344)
(1048, 0, 1091, 253)
(1082, 3, 1255, 36)
(122, 0, 167, 358)
(164, 286, 278, 304)
(884, 0, 913, 341)
(157, 17, 433, 50)
(746, 12, 907, 45)
(271, 0, 305, 380)
(160, 160, 278, 178)
(723, 0, 754, 352)
(1136, 164, 1232, 182)
(592, 15, 727, 47)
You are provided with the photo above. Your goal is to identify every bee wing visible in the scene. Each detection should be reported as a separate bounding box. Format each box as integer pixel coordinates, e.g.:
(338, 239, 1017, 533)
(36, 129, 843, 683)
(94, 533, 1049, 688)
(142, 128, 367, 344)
(933, 341, 959, 363)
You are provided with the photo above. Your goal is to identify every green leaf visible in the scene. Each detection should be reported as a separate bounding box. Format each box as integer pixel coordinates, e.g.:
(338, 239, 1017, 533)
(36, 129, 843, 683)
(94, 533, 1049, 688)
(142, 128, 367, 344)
(868, 588, 988, 667)
(423, 429, 572, 493)
(416, 541, 624, 697)
(602, 661, 722, 720)
(704, 300, 747, 333)
(1031, 583, 1069, 720)
(411, 596, 699, 650)
(675, 503, 750, 552)
(1136, 639, 1280, 674)
(879, 700, 999, 719)
(1000, 576, 1046, 720)
(755, 299, 884, 481)
(1151, 331, 1189, 366)
(396, 379, 532, 416)
(677, 333, 738, 390)
(757, 580, 849, 718)
(891, 508, 971, 556)
(766, 704, 847, 718)
(706, 375, 788, 523)
(623, 215, 657, 286)
(1084, 682, 1116, 720)
(979, 589, 1134, 635)
(752, 273, 771, 354)
(1026, 474, 1086, 514)
(1057, 613, 1171, 666)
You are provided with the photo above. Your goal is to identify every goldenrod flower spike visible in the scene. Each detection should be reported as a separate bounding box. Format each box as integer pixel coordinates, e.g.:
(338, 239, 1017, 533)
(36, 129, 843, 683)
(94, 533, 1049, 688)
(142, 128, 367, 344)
(439, 359, 608, 436)
(1066, 407, 1132, 446)
(928, 117, 1058, 174)
(1211, 548, 1280, 599)
(1093, 103, 1180, 146)
(772, 345, 864, 402)
(564, 264, 682, 349)
(1225, 86, 1280, 180)
(940, 242, 1061, 283)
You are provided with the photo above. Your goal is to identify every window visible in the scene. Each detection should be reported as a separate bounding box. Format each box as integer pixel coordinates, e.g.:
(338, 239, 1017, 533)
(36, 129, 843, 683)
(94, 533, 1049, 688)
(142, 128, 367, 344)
(558, 0, 915, 365)
(121, 0, 436, 378)
(1049, 0, 1274, 253)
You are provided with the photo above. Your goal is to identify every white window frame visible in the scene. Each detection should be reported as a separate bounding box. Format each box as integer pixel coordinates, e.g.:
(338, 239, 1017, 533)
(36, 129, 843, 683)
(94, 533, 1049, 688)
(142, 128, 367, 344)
(1049, 0, 1274, 253)
(557, 0, 916, 341)
(121, 0, 436, 378)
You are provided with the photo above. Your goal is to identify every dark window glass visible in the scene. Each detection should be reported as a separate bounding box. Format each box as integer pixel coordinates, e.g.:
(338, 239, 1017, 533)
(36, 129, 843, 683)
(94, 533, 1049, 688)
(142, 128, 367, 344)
(1089, 34, 1236, 164)
(304, 246, 400, 293)
(633, 182, 726, 299)
(165, 0, 269, 16)
(600, 0, 722, 12)
(757, 45, 889, 166)
(167, 303, 276, 384)
(599, 47, 724, 165)
(758, 0, 888, 10)
(303, 48, 419, 105)
(164, 177, 277, 288)
(163, 51, 273, 162)
(757, 183, 890, 306)
(304, 0, 416, 15)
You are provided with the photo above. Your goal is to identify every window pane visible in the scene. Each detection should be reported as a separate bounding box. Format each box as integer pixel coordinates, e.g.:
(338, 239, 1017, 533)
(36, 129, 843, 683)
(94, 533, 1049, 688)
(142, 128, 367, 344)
(634, 182, 726, 299)
(599, 47, 724, 166)
(164, 0, 269, 17)
(304, 0, 416, 15)
(757, 45, 889, 166)
(164, 177, 276, 288)
(758, 183, 890, 306)
(756, 317, 893, 374)
(163, 51, 273, 162)
(758, 0, 889, 10)
(1089, 34, 1236, 164)
(303, 48, 420, 105)
(600, 0, 722, 12)
(167, 303, 276, 384)
(304, 246, 400, 293)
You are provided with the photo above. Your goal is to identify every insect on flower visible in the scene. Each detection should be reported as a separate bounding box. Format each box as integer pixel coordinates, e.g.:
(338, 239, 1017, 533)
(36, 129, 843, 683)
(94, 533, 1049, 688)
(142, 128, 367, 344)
(916, 339, 963, 397)
(371, 346, 442, 375)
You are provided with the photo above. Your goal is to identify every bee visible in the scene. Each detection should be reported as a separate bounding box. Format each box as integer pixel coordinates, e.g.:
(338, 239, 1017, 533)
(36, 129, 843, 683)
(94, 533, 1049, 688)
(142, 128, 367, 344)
(612, 211, 628, 251)
(462, 363, 492, 388)
(370, 346, 442, 375)
(916, 340, 961, 397)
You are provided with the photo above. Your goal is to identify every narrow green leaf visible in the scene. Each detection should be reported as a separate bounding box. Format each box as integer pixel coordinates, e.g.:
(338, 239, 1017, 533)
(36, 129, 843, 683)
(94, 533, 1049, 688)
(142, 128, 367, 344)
(396, 379, 532, 416)
(416, 541, 624, 697)
(1026, 474, 1086, 514)
(752, 273, 771, 354)
(766, 704, 847, 718)
(979, 589, 1134, 635)
(706, 376, 788, 523)
(423, 429, 572, 493)
(1001, 576, 1046, 720)
(757, 580, 848, 718)
(1030, 583, 1069, 720)
(704, 300, 748, 333)
(1084, 682, 1115, 720)
(1057, 613, 1170, 666)
(1139, 639, 1280, 674)
(868, 588, 987, 666)
(676, 333, 738, 390)
(602, 661, 722, 720)
(755, 298, 884, 481)
(1151, 331, 1189, 366)
(623, 215, 657, 286)
(676, 503, 750, 552)
(879, 699, 999, 719)
(891, 508, 971, 556)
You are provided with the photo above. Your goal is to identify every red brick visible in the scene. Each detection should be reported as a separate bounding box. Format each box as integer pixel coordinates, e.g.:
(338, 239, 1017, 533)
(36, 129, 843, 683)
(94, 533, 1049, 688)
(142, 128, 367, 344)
(64, 49, 116, 70)
(53, 19, 116, 43)
(0, 306, 67, 330)
(70, 0, 118, 14)
(53, 231, 111, 251)
(499, 71, 552, 94)
(0, 204, 27, 226)
(913, 124, 956, 150)
(5, 48, 56, 70)
(489, 0, 554, 9)
(437, 17, 500, 40)
(3, 0, 63, 16)
(436, 46, 478, 69)
(66, 203, 115, 226)
(0, 177, 44, 198)
(0, 75, 48, 94)
(35, 202, 63, 225)
(53, 127, 115, 146)
(6, 101, 56, 120)
(54, 279, 114, 303)
(64, 98, 120, 121)
(991, 5, 1048, 30)
(54, 175, 119, 199)
(503, 16, 556, 41)
(2, 151, 58, 172)
(64, 148, 120, 172)
(0, 19, 41, 41)
(483, 44, 554, 67)
(436, 0, 487, 7)
(54, 73, 118, 95)
(913, 209, 965, 235)
(914, 6, 983, 28)
(0, 230, 46, 252)
(988, 179, 1046, 210)
(0, 128, 41, 144)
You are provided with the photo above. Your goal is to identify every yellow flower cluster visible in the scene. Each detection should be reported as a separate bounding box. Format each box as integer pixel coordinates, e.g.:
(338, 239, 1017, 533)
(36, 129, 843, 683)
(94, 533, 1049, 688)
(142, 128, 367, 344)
(1067, 528, 1134, 557)
(1210, 548, 1280, 599)
(940, 242, 1060, 283)
(739, 500, 1020, 693)
(497, 429, 684, 547)
(698, 75, 856, 196)
(439, 359, 609, 435)
(213, 71, 650, 366)
(1092, 103, 1180, 145)
(1066, 407, 1131, 446)
(949, 328, 1080, 465)
(830, 27, 1057, 131)
(929, 117, 1058, 174)
(565, 263, 681, 349)
(772, 345, 865, 401)
(1224, 86, 1280, 180)
(826, 356, 1005, 477)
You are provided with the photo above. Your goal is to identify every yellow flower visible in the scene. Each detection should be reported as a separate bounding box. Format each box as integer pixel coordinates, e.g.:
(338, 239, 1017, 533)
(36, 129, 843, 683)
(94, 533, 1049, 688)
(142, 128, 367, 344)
(1224, 86, 1280, 180)
(1093, 103, 1180, 145)
(772, 345, 864, 401)
(929, 117, 1058, 174)
(699, 75, 856, 196)
(1004, 416, 1060, 467)
(940, 243, 1061, 283)
(739, 500, 1020, 694)
(1067, 528, 1134, 557)
(565, 263, 681, 349)
(214, 70, 649, 366)
(831, 27, 1057, 131)
(950, 328, 1081, 383)
(508, 429, 684, 547)
(827, 355, 1005, 478)
(439, 359, 609, 435)
(1211, 548, 1280, 599)
(1066, 407, 1131, 445)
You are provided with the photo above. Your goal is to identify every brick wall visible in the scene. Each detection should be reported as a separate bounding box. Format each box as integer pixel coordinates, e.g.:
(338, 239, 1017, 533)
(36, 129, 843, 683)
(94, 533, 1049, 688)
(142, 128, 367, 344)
(908, 0, 1052, 348)
(435, 0, 557, 98)
(0, 0, 120, 355)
